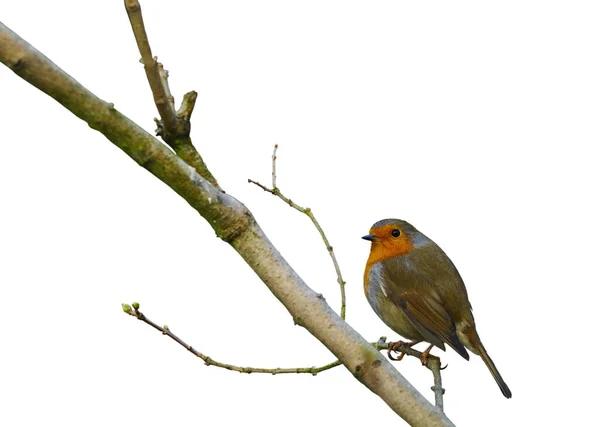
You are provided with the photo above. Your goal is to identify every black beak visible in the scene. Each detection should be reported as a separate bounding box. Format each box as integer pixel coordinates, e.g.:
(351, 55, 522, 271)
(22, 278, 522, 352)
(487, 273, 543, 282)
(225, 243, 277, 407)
(362, 234, 376, 241)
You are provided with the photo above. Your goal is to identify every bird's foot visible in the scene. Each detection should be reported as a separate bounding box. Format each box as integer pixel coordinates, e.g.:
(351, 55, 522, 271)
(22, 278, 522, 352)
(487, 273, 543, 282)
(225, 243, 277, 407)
(387, 340, 421, 361)
(419, 344, 435, 366)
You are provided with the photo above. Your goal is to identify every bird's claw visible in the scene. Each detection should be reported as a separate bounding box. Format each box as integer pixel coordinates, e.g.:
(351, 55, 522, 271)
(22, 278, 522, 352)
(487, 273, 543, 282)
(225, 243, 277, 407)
(387, 349, 406, 361)
(387, 340, 419, 362)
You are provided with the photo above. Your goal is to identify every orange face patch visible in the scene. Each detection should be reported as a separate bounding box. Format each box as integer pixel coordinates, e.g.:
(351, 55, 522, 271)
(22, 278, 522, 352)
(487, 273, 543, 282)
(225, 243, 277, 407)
(363, 223, 414, 292)
(369, 224, 414, 259)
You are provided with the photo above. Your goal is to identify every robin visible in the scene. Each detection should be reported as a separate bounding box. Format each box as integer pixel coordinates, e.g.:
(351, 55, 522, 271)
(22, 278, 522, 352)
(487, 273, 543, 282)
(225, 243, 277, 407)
(363, 218, 512, 398)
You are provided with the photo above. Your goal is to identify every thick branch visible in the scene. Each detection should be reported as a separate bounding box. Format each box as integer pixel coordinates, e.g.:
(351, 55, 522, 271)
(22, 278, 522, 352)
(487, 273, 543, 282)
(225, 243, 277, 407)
(0, 22, 453, 427)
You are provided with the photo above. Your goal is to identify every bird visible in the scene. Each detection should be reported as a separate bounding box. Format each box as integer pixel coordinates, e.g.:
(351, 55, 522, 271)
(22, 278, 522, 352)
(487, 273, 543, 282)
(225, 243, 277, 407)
(362, 218, 512, 398)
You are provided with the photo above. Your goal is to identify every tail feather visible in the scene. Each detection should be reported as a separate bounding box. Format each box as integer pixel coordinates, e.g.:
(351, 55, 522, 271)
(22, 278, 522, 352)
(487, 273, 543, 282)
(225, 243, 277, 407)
(477, 343, 512, 399)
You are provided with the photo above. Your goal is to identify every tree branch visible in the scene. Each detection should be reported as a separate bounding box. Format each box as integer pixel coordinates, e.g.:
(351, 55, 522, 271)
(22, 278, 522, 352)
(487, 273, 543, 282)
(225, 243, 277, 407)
(123, 0, 221, 191)
(122, 302, 342, 375)
(429, 356, 445, 411)
(249, 144, 347, 319)
(122, 302, 444, 410)
(0, 21, 453, 427)
(124, 0, 177, 134)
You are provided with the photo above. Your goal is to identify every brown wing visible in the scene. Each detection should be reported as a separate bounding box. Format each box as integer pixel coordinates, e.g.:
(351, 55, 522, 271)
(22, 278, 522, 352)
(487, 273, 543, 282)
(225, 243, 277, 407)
(381, 257, 470, 360)
(396, 290, 469, 360)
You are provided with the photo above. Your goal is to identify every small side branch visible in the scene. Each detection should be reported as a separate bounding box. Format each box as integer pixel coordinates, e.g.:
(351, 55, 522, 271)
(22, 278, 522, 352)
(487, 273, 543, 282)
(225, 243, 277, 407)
(177, 91, 198, 122)
(428, 356, 445, 410)
(124, 0, 178, 135)
(122, 303, 342, 375)
(124, 0, 221, 190)
(249, 145, 347, 319)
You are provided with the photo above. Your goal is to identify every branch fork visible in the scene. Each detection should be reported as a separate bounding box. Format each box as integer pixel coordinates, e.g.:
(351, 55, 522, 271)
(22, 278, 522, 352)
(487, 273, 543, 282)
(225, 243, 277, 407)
(124, 0, 220, 190)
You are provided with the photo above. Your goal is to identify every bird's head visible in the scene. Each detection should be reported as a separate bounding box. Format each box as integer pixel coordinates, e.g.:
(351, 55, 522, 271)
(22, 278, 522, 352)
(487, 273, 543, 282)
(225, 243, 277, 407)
(362, 218, 420, 261)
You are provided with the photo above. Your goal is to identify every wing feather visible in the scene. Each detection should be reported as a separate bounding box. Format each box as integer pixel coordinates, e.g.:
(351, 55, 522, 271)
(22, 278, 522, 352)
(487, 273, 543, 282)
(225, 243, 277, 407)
(381, 256, 470, 360)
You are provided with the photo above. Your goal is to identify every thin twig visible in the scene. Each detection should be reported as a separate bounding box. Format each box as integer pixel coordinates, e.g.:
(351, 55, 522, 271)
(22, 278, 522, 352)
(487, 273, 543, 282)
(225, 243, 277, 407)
(272, 144, 278, 188)
(249, 145, 347, 319)
(428, 357, 445, 410)
(122, 303, 342, 375)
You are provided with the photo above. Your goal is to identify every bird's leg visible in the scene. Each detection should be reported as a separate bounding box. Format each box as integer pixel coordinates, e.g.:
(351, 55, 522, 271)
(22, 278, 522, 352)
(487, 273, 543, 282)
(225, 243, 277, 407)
(419, 344, 435, 365)
(387, 340, 421, 361)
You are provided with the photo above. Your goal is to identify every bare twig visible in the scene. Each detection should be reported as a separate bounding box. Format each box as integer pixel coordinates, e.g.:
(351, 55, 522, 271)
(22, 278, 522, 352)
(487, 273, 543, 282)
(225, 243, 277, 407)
(272, 143, 278, 188)
(122, 303, 342, 375)
(429, 357, 445, 410)
(124, 0, 221, 191)
(249, 145, 347, 319)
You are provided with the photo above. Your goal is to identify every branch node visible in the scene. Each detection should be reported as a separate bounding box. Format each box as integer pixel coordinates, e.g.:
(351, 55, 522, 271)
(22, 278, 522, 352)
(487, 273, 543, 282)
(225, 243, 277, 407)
(124, 4, 223, 189)
(431, 386, 446, 395)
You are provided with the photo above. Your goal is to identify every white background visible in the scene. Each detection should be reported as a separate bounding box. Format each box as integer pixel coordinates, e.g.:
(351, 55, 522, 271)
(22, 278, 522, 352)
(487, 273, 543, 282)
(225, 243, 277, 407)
(1, 1, 598, 426)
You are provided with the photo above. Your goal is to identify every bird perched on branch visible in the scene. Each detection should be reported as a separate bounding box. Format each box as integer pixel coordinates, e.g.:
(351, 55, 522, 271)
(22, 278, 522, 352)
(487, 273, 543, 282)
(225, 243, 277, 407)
(363, 218, 512, 398)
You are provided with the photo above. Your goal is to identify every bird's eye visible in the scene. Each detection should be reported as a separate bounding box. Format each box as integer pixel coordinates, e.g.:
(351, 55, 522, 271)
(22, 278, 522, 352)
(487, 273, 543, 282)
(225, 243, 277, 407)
(391, 229, 401, 238)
